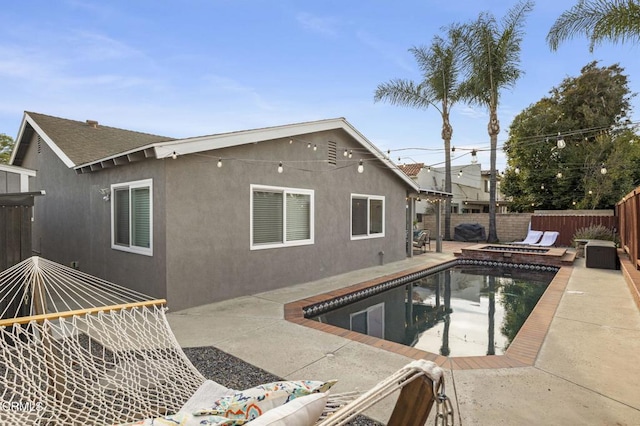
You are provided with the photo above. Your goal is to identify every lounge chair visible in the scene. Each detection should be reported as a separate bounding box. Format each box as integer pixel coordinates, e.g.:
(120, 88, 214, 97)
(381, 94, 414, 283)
(530, 231, 559, 247)
(510, 229, 543, 245)
(413, 230, 431, 252)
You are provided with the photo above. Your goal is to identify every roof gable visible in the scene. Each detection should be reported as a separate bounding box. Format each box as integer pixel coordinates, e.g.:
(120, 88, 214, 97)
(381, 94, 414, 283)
(153, 117, 419, 190)
(11, 112, 173, 167)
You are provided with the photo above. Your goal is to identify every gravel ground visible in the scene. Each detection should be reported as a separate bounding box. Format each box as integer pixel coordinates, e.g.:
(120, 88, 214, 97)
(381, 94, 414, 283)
(183, 346, 383, 425)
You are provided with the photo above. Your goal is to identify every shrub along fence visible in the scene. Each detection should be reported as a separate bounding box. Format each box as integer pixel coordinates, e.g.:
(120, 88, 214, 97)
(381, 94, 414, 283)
(617, 186, 640, 270)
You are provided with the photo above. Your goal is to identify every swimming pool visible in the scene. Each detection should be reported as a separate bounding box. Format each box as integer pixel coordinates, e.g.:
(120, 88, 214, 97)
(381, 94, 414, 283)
(308, 261, 557, 357)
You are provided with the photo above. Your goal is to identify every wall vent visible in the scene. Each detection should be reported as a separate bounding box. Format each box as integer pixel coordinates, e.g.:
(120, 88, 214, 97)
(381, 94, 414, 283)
(327, 141, 337, 165)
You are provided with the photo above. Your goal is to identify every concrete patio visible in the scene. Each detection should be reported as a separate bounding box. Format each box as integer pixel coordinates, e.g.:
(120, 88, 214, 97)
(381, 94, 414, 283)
(167, 242, 640, 425)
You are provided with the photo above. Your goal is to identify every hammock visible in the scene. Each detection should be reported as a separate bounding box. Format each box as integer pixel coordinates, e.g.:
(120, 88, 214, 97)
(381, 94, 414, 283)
(0, 257, 453, 425)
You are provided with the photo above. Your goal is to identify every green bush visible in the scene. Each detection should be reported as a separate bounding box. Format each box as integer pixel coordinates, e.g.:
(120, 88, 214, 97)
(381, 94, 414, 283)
(572, 224, 618, 245)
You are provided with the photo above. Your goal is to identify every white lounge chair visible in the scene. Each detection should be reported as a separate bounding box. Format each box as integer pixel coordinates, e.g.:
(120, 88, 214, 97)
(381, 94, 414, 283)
(530, 231, 559, 247)
(510, 230, 543, 245)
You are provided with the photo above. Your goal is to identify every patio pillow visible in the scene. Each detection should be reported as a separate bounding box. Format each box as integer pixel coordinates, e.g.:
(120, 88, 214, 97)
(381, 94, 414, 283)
(193, 380, 337, 420)
(249, 392, 329, 426)
(119, 411, 246, 425)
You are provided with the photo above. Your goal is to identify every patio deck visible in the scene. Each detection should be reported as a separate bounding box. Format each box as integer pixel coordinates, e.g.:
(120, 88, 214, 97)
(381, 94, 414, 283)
(168, 241, 640, 424)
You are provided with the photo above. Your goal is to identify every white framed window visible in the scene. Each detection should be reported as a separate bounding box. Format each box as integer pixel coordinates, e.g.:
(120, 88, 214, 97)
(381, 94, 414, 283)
(111, 179, 153, 256)
(250, 184, 314, 250)
(350, 303, 385, 338)
(351, 194, 385, 239)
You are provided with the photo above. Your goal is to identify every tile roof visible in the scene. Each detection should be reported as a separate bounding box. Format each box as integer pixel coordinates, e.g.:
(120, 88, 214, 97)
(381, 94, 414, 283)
(25, 112, 174, 166)
(398, 163, 424, 177)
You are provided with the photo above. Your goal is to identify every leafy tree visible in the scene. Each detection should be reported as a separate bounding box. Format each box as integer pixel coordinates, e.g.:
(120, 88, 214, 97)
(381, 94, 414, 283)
(547, 0, 640, 52)
(502, 62, 640, 210)
(0, 133, 15, 164)
(454, 0, 534, 242)
(374, 29, 462, 240)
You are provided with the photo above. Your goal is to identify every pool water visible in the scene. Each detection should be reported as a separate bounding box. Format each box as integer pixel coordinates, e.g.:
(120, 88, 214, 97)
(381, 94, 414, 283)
(312, 264, 555, 357)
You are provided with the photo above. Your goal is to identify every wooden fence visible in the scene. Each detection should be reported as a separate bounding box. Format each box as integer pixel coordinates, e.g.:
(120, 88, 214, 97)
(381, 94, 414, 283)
(617, 186, 640, 270)
(531, 214, 617, 247)
(0, 193, 37, 271)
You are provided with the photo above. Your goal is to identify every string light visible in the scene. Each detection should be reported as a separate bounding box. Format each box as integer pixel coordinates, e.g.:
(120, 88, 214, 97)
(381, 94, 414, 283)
(313, 144, 317, 151)
(171, 151, 178, 160)
(343, 149, 348, 157)
(514, 166, 520, 174)
(277, 162, 283, 174)
(600, 163, 607, 175)
(217, 158, 222, 168)
(307, 142, 311, 149)
(348, 150, 353, 159)
(357, 160, 364, 174)
(556, 171, 562, 178)
(556, 133, 566, 149)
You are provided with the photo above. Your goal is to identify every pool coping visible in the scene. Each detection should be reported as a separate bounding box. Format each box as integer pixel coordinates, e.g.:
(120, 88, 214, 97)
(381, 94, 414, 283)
(284, 261, 572, 370)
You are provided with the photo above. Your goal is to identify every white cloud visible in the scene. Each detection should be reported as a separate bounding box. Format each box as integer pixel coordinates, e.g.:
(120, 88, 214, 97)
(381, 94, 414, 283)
(296, 12, 339, 37)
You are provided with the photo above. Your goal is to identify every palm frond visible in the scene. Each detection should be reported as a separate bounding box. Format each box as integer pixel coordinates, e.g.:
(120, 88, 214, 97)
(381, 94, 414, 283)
(547, 0, 640, 52)
(374, 78, 433, 110)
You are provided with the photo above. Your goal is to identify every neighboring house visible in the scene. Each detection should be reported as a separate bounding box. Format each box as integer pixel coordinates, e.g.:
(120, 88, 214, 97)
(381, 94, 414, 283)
(9, 111, 445, 311)
(0, 163, 36, 194)
(399, 162, 509, 220)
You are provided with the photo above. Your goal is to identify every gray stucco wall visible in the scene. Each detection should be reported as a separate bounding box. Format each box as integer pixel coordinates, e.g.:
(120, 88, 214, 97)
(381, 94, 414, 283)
(165, 129, 410, 310)
(20, 133, 168, 299)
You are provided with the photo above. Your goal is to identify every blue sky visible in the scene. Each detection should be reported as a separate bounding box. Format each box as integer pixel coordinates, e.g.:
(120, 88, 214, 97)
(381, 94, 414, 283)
(1, 0, 638, 171)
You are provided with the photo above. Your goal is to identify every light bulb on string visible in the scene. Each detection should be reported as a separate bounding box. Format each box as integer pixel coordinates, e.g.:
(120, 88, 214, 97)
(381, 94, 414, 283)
(171, 151, 178, 160)
(348, 150, 353, 159)
(600, 163, 607, 175)
(343, 149, 348, 157)
(217, 158, 222, 168)
(556, 133, 566, 149)
(277, 162, 283, 174)
(357, 160, 364, 174)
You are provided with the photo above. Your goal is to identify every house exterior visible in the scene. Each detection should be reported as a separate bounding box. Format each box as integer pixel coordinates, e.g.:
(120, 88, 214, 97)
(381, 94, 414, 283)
(9, 112, 444, 311)
(399, 162, 509, 221)
(0, 163, 36, 194)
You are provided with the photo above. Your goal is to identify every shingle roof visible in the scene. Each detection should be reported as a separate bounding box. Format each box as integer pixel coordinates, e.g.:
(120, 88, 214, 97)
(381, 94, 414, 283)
(25, 112, 174, 166)
(398, 163, 424, 177)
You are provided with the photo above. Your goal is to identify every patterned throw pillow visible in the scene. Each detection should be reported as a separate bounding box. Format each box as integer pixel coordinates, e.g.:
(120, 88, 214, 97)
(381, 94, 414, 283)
(119, 411, 246, 425)
(193, 380, 337, 420)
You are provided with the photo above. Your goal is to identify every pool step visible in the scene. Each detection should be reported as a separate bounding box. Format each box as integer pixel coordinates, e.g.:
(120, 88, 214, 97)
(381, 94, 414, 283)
(560, 250, 577, 265)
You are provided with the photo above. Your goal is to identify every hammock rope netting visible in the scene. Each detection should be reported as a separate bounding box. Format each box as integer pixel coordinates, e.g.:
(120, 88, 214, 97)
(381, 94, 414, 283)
(0, 257, 206, 424)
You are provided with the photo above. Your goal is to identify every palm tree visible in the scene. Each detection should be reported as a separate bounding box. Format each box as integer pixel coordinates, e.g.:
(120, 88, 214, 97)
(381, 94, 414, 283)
(455, 0, 534, 243)
(547, 0, 640, 52)
(374, 30, 462, 240)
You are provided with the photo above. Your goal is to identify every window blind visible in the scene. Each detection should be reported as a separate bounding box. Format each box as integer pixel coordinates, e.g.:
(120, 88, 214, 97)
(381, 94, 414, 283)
(131, 187, 150, 248)
(253, 191, 283, 244)
(286, 193, 310, 241)
(114, 188, 130, 245)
